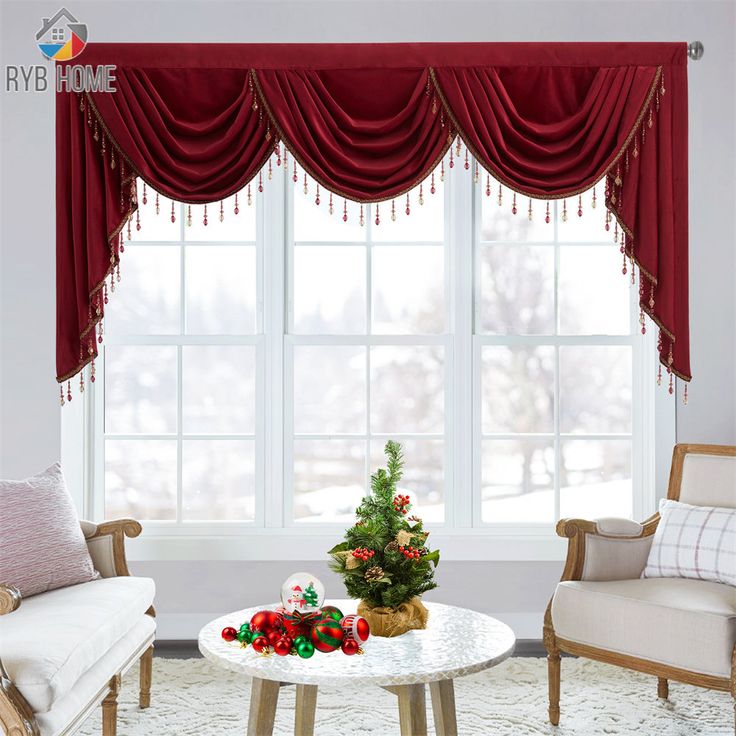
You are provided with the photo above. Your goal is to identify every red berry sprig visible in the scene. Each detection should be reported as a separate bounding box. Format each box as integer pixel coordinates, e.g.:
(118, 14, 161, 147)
(351, 547, 375, 561)
(399, 545, 421, 560)
(393, 494, 411, 515)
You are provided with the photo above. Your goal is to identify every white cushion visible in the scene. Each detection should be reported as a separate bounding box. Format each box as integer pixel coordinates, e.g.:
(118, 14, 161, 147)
(552, 577, 736, 677)
(0, 576, 155, 712)
(643, 499, 736, 586)
(35, 616, 155, 736)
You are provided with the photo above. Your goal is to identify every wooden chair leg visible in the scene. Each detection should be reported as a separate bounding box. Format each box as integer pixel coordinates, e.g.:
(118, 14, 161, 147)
(657, 677, 669, 700)
(140, 644, 153, 709)
(547, 652, 560, 726)
(102, 674, 120, 736)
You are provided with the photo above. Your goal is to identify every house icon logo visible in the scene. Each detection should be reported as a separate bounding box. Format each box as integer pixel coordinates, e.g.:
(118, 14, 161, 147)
(36, 8, 88, 61)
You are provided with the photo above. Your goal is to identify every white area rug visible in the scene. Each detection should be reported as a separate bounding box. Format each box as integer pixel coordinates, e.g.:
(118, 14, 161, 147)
(78, 657, 733, 735)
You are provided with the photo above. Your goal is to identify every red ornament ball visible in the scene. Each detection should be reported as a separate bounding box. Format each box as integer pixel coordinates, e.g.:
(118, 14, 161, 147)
(250, 610, 282, 634)
(341, 638, 360, 655)
(251, 635, 270, 654)
(266, 629, 282, 646)
(340, 615, 370, 646)
(221, 626, 238, 642)
(310, 616, 345, 653)
(273, 638, 292, 657)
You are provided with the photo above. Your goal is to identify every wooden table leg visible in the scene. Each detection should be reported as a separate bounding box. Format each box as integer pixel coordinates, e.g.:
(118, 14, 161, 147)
(294, 684, 318, 736)
(247, 677, 280, 736)
(429, 680, 457, 736)
(396, 684, 427, 736)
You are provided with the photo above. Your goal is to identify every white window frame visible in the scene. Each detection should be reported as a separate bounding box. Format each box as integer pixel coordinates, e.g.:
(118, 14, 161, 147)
(62, 161, 675, 562)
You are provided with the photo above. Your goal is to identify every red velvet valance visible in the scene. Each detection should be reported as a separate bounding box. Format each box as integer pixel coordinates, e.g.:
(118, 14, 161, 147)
(56, 43, 690, 392)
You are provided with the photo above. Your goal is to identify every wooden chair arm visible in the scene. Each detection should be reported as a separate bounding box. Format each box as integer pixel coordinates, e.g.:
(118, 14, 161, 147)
(0, 585, 21, 616)
(556, 514, 660, 582)
(81, 519, 155, 617)
(0, 587, 39, 734)
(82, 519, 142, 578)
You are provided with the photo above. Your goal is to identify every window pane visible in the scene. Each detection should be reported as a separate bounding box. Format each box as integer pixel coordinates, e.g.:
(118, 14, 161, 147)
(182, 440, 255, 520)
(184, 196, 256, 241)
(371, 179, 444, 242)
(481, 190, 552, 242)
(104, 246, 180, 335)
(560, 346, 632, 434)
(370, 439, 444, 522)
(293, 440, 365, 522)
(557, 189, 610, 242)
(481, 439, 555, 523)
(133, 192, 180, 241)
(481, 346, 554, 434)
(294, 189, 365, 242)
(479, 245, 554, 334)
(182, 346, 255, 433)
(105, 439, 176, 520)
(370, 346, 444, 433)
(294, 346, 366, 434)
(293, 246, 366, 334)
(372, 246, 444, 334)
(558, 247, 629, 335)
(560, 440, 632, 518)
(104, 346, 177, 434)
(185, 245, 256, 335)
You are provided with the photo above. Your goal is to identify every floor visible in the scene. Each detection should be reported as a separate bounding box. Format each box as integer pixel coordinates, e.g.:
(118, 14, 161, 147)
(78, 655, 733, 735)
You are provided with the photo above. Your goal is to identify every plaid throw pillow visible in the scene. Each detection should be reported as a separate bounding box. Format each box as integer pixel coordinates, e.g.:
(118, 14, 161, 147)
(643, 499, 736, 586)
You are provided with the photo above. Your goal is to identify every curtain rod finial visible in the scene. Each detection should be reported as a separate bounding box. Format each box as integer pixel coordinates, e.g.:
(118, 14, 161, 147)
(688, 41, 704, 61)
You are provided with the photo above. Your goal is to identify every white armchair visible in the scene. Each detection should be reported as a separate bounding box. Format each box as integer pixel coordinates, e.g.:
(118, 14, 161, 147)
(0, 519, 155, 736)
(544, 444, 736, 726)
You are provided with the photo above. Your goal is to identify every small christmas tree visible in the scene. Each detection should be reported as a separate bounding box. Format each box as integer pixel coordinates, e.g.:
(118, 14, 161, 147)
(303, 582, 319, 608)
(329, 441, 439, 610)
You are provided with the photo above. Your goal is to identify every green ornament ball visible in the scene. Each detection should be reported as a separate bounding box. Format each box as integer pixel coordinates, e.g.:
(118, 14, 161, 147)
(295, 639, 315, 659)
(236, 628, 251, 643)
(320, 605, 344, 623)
(239, 623, 250, 633)
(293, 635, 307, 647)
(248, 629, 264, 644)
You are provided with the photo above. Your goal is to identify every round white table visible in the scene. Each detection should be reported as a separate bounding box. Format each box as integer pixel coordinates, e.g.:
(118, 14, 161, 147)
(199, 599, 516, 736)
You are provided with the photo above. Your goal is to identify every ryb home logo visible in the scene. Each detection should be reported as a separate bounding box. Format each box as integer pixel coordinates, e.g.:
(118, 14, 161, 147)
(36, 7, 88, 61)
(4, 7, 115, 93)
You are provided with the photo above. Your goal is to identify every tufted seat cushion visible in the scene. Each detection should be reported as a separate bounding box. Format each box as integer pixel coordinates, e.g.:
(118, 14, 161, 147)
(0, 576, 155, 713)
(552, 577, 736, 678)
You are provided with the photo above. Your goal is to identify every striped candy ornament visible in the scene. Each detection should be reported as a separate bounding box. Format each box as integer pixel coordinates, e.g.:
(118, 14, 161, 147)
(310, 616, 345, 653)
(340, 615, 370, 646)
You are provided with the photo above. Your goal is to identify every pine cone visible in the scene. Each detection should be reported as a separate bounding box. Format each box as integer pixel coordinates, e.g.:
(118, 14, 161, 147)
(384, 540, 399, 553)
(364, 565, 384, 583)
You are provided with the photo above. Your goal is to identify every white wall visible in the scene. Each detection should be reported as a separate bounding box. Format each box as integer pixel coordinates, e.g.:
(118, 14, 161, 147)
(1, 0, 734, 639)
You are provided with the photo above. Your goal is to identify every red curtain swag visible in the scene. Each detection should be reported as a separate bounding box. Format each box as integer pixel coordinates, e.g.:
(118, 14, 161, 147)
(56, 42, 690, 399)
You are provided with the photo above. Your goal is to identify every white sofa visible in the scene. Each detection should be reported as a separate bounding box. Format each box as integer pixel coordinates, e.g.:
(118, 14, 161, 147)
(0, 519, 155, 736)
(544, 444, 736, 726)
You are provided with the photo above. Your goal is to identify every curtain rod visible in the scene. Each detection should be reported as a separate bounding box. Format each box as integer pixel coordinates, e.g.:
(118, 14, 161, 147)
(688, 41, 704, 60)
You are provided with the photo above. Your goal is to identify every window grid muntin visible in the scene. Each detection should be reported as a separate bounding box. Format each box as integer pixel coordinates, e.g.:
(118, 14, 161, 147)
(286, 178, 451, 525)
(101, 199, 264, 524)
(473, 177, 636, 526)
